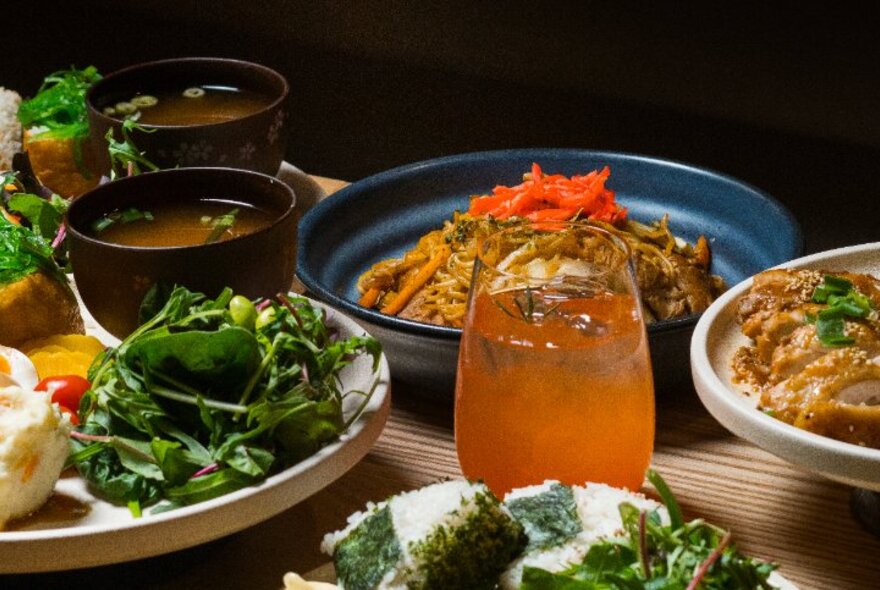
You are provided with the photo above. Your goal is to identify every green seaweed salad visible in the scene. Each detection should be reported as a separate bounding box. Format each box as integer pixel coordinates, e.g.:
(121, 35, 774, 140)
(17, 65, 101, 141)
(520, 471, 777, 590)
(68, 286, 382, 515)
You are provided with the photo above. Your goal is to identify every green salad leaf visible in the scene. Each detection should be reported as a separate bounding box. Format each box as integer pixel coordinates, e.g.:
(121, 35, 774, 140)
(519, 470, 776, 590)
(3, 155, 72, 272)
(107, 119, 159, 179)
(124, 326, 261, 391)
(71, 286, 382, 513)
(0, 214, 69, 287)
(5, 192, 68, 238)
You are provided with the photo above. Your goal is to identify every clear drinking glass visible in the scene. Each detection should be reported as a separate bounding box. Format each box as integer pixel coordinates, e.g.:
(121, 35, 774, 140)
(454, 221, 655, 495)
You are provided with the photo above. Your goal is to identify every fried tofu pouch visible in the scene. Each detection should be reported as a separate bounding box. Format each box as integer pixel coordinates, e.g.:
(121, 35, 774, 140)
(22, 130, 99, 198)
(0, 271, 84, 348)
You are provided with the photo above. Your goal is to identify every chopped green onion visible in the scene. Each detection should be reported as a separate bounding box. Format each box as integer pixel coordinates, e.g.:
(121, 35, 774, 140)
(812, 274, 853, 303)
(91, 207, 153, 234)
(183, 87, 205, 98)
(131, 95, 158, 108)
(204, 209, 239, 244)
(120, 207, 153, 224)
(115, 101, 136, 115)
(91, 217, 115, 234)
(810, 275, 874, 347)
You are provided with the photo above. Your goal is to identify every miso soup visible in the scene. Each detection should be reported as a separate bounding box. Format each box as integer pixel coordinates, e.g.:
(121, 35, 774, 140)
(104, 86, 271, 126)
(90, 199, 274, 247)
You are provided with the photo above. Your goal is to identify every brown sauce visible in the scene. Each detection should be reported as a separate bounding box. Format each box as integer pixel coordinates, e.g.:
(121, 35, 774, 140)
(89, 199, 274, 248)
(5, 493, 91, 531)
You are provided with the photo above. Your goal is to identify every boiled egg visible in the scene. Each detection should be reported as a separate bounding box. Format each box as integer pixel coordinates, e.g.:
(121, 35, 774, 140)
(0, 345, 39, 390)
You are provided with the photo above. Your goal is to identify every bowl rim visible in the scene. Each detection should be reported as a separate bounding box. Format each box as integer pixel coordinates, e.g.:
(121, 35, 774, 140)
(66, 166, 296, 253)
(690, 241, 880, 480)
(85, 56, 289, 130)
(297, 147, 804, 341)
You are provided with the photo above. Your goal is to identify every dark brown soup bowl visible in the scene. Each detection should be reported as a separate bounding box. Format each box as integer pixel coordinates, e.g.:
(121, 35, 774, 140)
(67, 167, 297, 339)
(86, 57, 289, 176)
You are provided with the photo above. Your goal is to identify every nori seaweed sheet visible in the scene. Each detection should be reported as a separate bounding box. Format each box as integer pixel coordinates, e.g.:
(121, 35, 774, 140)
(334, 506, 402, 590)
(407, 490, 526, 589)
(505, 483, 581, 551)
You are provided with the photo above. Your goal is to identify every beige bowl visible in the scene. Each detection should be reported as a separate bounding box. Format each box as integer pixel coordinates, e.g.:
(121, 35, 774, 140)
(691, 242, 880, 491)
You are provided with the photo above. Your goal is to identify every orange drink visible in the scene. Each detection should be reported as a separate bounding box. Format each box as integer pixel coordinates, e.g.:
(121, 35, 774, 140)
(454, 222, 654, 495)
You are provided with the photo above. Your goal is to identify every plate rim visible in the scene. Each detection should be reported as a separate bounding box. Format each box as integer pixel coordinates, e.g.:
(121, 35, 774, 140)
(277, 160, 327, 211)
(297, 148, 803, 340)
(691, 241, 880, 487)
(0, 297, 391, 572)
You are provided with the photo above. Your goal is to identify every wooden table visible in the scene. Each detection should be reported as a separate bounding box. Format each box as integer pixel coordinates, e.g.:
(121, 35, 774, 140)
(4, 176, 879, 590)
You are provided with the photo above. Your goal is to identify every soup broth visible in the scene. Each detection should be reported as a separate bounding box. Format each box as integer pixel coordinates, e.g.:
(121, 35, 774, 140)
(105, 86, 271, 126)
(90, 199, 274, 247)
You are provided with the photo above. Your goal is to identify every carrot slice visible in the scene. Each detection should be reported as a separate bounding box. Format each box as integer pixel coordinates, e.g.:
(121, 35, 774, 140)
(380, 245, 451, 315)
(526, 208, 578, 222)
(358, 287, 382, 308)
(1, 207, 21, 225)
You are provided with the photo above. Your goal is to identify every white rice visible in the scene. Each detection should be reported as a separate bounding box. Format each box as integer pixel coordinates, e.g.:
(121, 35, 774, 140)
(504, 480, 559, 503)
(389, 479, 482, 546)
(0, 87, 22, 170)
(500, 482, 666, 590)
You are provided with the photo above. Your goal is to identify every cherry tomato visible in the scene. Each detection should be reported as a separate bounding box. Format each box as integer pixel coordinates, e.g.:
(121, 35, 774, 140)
(35, 375, 91, 414)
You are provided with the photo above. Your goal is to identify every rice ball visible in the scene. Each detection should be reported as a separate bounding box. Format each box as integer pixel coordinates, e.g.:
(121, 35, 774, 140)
(322, 479, 525, 590)
(500, 480, 666, 589)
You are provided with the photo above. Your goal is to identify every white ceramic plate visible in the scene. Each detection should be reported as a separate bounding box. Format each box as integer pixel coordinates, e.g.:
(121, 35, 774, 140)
(277, 160, 328, 212)
(0, 296, 391, 573)
(691, 242, 880, 491)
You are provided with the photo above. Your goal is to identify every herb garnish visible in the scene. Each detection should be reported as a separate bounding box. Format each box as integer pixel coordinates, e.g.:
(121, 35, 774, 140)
(107, 119, 160, 179)
(70, 287, 381, 514)
(202, 208, 239, 244)
(91, 207, 154, 234)
(493, 286, 561, 323)
(519, 470, 776, 589)
(807, 274, 873, 347)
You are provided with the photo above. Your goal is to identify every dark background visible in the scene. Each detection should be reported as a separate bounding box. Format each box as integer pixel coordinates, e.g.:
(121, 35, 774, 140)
(6, 3, 880, 254)
(2, 4, 880, 588)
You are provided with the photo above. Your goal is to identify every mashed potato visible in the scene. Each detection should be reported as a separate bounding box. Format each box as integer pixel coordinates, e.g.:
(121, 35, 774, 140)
(0, 385, 71, 529)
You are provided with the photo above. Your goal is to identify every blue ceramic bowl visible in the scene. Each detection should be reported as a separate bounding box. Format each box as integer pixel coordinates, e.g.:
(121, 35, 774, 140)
(297, 149, 803, 398)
